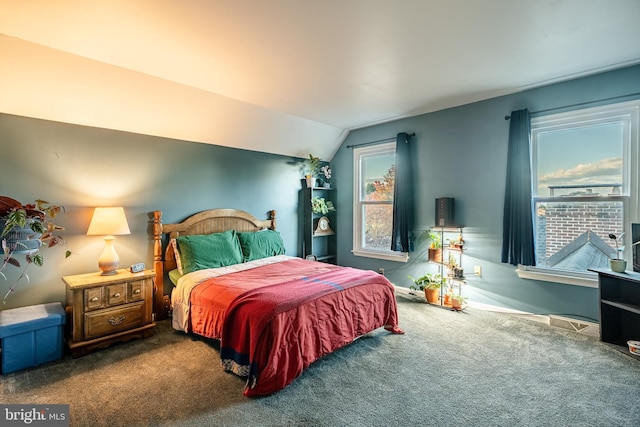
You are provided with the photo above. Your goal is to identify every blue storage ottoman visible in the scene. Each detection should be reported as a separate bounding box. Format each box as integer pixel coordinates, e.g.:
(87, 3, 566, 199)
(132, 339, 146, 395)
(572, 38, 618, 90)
(0, 302, 66, 374)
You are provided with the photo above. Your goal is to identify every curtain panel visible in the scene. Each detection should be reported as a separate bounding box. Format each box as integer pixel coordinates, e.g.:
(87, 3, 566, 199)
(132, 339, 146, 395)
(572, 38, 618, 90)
(501, 109, 536, 266)
(391, 132, 415, 252)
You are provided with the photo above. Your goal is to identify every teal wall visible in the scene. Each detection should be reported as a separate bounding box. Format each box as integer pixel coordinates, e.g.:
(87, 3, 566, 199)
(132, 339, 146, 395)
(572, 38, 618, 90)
(0, 114, 305, 310)
(2, 64, 639, 321)
(333, 64, 640, 322)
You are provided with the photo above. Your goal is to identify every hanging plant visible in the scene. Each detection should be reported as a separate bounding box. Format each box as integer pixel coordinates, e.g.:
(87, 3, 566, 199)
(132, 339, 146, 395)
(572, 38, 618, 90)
(0, 196, 71, 303)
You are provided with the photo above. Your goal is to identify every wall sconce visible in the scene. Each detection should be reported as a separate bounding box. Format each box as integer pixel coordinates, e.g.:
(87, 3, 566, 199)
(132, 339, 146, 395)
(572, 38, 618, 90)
(87, 207, 131, 275)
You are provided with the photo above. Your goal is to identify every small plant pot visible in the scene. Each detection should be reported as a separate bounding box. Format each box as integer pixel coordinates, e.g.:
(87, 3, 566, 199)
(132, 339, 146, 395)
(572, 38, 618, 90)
(443, 294, 452, 306)
(428, 248, 442, 263)
(610, 259, 627, 273)
(0, 220, 42, 254)
(305, 177, 316, 188)
(451, 299, 462, 310)
(424, 288, 439, 304)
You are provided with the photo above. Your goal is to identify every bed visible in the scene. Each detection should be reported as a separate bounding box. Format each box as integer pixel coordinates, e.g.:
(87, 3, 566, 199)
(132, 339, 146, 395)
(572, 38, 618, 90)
(152, 208, 403, 397)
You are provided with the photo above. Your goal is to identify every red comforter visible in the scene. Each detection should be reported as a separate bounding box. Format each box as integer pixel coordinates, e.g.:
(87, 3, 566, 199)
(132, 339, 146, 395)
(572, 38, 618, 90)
(187, 257, 403, 396)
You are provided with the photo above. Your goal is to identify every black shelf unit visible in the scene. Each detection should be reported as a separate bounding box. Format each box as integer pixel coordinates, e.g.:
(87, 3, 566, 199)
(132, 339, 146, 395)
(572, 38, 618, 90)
(591, 268, 640, 358)
(300, 186, 337, 264)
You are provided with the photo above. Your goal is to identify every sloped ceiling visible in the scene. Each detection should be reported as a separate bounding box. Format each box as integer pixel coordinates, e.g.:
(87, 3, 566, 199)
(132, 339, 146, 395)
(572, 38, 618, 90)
(1, 0, 640, 161)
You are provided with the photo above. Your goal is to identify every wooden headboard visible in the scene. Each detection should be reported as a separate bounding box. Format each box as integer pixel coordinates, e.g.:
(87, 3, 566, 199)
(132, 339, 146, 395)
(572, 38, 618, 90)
(152, 208, 277, 320)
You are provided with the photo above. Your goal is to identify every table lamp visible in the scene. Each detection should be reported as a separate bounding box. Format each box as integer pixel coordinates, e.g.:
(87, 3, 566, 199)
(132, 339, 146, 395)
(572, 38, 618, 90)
(87, 207, 131, 275)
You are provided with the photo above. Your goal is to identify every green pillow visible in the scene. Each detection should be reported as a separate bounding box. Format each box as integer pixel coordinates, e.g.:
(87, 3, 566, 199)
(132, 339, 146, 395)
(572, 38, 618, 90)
(175, 230, 243, 274)
(237, 230, 286, 262)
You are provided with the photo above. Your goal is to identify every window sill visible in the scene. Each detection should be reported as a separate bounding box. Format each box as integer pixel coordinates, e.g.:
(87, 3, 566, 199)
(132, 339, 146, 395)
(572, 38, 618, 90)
(517, 267, 598, 288)
(352, 249, 409, 263)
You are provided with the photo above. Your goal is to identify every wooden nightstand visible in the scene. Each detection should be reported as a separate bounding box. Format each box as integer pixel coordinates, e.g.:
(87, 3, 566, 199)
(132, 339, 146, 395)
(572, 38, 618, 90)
(63, 269, 156, 358)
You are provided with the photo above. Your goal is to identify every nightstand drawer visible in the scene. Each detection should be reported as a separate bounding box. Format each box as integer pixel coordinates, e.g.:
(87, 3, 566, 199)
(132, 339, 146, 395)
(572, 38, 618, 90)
(84, 288, 103, 310)
(84, 302, 144, 340)
(128, 280, 144, 302)
(106, 283, 126, 306)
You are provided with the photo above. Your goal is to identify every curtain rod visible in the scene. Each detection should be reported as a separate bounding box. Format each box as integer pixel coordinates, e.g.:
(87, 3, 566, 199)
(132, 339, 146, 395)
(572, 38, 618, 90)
(346, 133, 415, 149)
(504, 92, 640, 120)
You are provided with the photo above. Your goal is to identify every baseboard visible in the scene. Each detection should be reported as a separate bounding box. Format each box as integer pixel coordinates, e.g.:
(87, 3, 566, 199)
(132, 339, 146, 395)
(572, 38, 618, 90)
(393, 285, 599, 336)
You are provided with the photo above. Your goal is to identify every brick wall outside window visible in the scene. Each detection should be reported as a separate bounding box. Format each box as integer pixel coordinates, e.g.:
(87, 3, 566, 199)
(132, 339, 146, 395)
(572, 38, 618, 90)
(536, 201, 622, 265)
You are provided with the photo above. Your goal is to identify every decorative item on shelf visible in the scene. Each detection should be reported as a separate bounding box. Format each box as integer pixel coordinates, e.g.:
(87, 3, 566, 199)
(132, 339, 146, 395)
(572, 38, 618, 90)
(427, 230, 442, 263)
(313, 216, 334, 236)
(409, 273, 443, 304)
(0, 196, 70, 304)
(311, 197, 330, 215)
(87, 207, 131, 276)
(320, 164, 332, 188)
(608, 233, 627, 273)
(325, 201, 335, 212)
(435, 197, 455, 227)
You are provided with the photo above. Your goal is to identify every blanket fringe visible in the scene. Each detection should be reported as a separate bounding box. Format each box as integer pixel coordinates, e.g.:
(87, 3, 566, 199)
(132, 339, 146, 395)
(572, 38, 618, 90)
(384, 324, 405, 334)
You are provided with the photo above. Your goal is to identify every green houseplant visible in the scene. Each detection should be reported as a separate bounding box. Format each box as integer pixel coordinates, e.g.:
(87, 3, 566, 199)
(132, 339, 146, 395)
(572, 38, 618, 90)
(305, 154, 321, 187)
(427, 230, 443, 263)
(409, 273, 443, 304)
(0, 196, 70, 303)
(451, 293, 467, 310)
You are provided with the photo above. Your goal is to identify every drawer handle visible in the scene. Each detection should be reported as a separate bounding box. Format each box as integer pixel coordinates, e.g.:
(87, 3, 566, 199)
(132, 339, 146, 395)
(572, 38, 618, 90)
(113, 292, 121, 298)
(133, 289, 141, 294)
(108, 316, 126, 326)
(90, 297, 99, 302)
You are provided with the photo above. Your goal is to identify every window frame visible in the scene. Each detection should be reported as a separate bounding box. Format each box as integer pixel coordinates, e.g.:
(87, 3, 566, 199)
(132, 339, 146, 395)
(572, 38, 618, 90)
(352, 141, 408, 262)
(518, 99, 640, 287)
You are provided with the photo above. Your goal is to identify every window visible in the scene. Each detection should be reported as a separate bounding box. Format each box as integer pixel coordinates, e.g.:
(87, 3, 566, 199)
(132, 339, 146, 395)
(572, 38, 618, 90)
(352, 141, 408, 262)
(519, 100, 639, 287)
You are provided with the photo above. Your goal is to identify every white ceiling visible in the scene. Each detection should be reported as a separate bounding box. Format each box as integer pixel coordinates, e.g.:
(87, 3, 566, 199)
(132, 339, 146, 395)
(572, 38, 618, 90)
(1, 0, 640, 161)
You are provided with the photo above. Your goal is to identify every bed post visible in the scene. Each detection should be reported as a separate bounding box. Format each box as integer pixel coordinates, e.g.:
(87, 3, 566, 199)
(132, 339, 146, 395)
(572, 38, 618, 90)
(270, 210, 277, 230)
(152, 210, 167, 321)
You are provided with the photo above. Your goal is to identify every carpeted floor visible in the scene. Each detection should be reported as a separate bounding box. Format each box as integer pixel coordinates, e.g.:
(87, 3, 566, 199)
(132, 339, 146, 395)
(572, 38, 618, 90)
(2, 294, 639, 426)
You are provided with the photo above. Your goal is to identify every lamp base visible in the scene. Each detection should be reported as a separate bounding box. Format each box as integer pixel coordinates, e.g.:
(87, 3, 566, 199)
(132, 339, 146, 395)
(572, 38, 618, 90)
(98, 235, 121, 276)
(100, 269, 119, 276)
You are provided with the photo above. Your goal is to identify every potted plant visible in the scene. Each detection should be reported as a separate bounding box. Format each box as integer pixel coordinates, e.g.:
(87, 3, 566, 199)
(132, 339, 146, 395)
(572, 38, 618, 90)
(451, 293, 467, 310)
(427, 230, 442, 263)
(305, 154, 320, 188)
(409, 273, 443, 304)
(608, 233, 626, 272)
(443, 287, 453, 306)
(0, 196, 69, 303)
(446, 253, 458, 277)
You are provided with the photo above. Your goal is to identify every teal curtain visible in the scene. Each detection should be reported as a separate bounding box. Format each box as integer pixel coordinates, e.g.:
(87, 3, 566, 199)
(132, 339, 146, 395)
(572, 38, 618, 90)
(391, 132, 415, 252)
(501, 109, 535, 265)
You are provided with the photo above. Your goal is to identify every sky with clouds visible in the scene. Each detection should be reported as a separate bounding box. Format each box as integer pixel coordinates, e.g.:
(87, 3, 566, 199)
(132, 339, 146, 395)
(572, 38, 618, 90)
(535, 121, 623, 196)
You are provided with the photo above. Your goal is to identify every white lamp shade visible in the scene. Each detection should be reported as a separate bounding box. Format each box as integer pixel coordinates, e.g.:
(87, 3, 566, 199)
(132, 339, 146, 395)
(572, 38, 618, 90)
(87, 207, 131, 236)
(87, 207, 130, 275)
